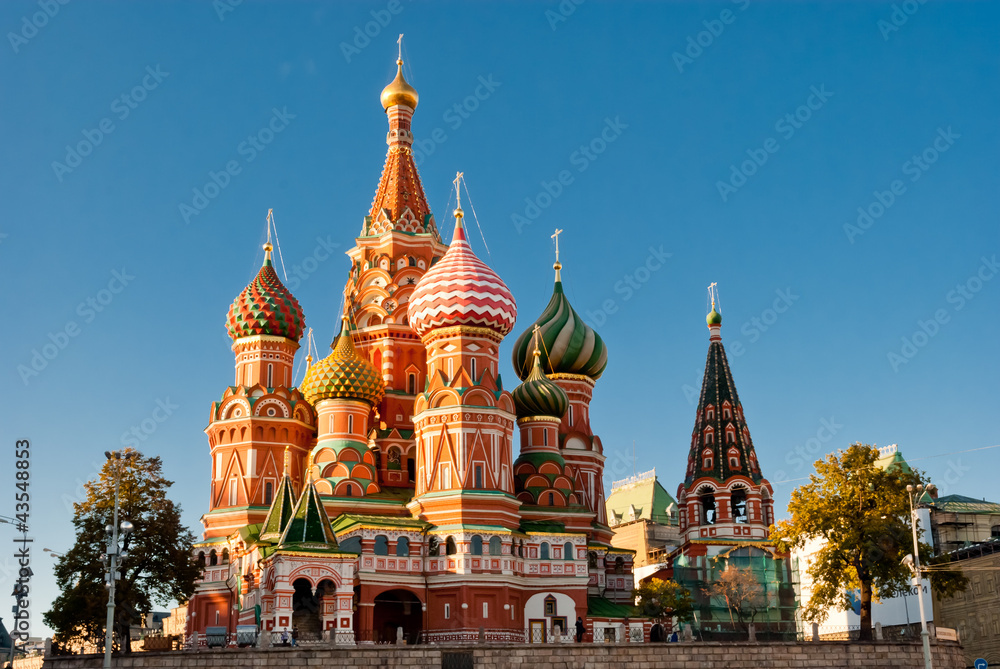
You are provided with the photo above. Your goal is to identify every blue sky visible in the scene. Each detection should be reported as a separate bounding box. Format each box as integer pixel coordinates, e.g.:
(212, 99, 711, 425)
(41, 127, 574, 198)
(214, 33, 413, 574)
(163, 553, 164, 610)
(1, 0, 997, 636)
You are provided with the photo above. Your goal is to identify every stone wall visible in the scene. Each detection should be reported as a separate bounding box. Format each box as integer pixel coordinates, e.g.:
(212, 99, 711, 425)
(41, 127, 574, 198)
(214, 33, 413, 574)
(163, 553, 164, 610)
(41, 640, 965, 669)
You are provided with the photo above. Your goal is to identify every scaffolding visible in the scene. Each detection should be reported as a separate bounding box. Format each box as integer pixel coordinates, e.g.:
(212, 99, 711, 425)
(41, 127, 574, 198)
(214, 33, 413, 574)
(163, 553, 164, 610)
(672, 545, 801, 641)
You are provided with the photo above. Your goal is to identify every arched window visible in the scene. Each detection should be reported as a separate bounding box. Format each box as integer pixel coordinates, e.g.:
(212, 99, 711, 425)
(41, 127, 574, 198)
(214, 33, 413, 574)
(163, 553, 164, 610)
(540, 542, 550, 560)
(428, 536, 440, 556)
(345, 483, 353, 497)
(702, 448, 714, 470)
(471, 535, 483, 555)
(563, 542, 574, 560)
(339, 536, 362, 553)
(614, 556, 624, 574)
(543, 430, 548, 447)
(374, 535, 389, 555)
(548, 492, 555, 506)
(408, 373, 417, 395)
(722, 402, 732, 420)
(588, 552, 597, 569)
(489, 537, 502, 556)
(731, 488, 748, 524)
(264, 481, 273, 505)
(704, 428, 715, 445)
(705, 405, 715, 421)
(221, 548, 229, 564)
(396, 536, 410, 556)
(470, 358, 477, 381)
(700, 493, 717, 525)
(209, 549, 218, 566)
(348, 415, 354, 434)
(196, 552, 206, 568)
(446, 536, 457, 555)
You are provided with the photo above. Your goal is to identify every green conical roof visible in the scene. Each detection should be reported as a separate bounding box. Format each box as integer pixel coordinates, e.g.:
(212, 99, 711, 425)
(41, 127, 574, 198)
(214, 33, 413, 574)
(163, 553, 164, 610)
(512, 274, 607, 381)
(259, 472, 295, 542)
(512, 348, 569, 419)
(278, 477, 339, 548)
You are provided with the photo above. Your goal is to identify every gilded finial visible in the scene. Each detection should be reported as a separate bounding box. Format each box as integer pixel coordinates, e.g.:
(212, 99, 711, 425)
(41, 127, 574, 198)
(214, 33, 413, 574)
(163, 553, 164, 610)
(380, 35, 419, 110)
(263, 209, 275, 263)
(306, 452, 315, 483)
(551, 228, 563, 281)
(283, 445, 290, 477)
(453, 172, 465, 228)
(707, 282, 722, 327)
(531, 325, 542, 360)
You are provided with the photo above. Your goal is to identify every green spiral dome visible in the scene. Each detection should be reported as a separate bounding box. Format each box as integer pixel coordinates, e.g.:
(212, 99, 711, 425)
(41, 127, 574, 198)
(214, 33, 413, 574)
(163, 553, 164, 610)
(512, 350, 569, 419)
(511, 278, 608, 381)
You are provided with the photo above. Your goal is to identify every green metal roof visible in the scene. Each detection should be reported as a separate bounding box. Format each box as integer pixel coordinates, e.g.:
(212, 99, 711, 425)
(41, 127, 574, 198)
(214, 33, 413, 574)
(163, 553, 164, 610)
(934, 494, 1000, 514)
(278, 479, 339, 549)
(331, 514, 430, 533)
(605, 474, 678, 526)
(520, 520, 566, 534)
(260, 473, 296, 542)
(587, 597, 637, 618)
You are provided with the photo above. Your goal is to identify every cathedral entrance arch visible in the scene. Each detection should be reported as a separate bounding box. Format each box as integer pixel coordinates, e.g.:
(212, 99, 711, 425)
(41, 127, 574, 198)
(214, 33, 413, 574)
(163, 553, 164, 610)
(291, 578, 321, 640)
(372, 589, 422, 644)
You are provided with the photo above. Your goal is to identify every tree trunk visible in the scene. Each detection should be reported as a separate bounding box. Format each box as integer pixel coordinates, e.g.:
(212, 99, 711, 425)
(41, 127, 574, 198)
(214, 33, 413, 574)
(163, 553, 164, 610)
(858, 580, 873, 641)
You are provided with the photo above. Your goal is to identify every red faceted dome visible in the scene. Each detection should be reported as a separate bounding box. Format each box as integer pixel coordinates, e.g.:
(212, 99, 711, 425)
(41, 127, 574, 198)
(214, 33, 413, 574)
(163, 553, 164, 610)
(408, 219, 516, 338)
(226, 245, 305, 342)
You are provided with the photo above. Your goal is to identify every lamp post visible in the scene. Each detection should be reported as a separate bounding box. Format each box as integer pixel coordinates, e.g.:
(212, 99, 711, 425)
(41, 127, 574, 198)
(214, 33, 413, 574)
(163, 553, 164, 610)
(906, 482, 935, 669)
(2, 515, 21, 665)
(103, 450, 137, 669)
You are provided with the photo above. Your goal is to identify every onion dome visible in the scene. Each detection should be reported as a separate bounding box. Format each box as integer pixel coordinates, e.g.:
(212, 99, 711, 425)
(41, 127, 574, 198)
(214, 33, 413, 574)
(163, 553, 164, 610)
(408, 198, 516, 337)
(512, 340, 569, 419)
(707, 306, 722, 326)
(511, 262, 607, 381)
(226, 243, 305, 342)
(300, 317, 385, 406)
(380, 58, 419, 110)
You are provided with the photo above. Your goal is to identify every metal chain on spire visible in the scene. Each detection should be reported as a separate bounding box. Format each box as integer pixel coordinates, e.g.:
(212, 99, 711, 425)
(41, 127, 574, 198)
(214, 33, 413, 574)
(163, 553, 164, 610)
(456, 173, 495, 266)
(266, 209, 290, 282)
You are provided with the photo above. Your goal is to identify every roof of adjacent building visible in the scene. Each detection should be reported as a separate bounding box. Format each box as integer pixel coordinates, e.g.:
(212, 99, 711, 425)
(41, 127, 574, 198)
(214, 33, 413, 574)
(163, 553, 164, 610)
(587, 597, 637, 618)
(606, 471, 678, 526)
(934, 494, 1000, 514)
(278, 478, 339, 549)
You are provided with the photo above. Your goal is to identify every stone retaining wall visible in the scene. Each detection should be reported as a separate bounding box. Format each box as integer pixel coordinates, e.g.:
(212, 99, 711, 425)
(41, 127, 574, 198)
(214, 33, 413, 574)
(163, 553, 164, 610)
(41, 640, 965, 669)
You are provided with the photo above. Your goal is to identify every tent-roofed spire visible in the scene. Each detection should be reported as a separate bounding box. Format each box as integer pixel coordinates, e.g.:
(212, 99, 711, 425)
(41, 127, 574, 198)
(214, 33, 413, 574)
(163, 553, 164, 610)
(259, 453, 296, 542)
(365, 42, 438, 241)
(278, 477, 339, 549)
(683, 287, 764, 488)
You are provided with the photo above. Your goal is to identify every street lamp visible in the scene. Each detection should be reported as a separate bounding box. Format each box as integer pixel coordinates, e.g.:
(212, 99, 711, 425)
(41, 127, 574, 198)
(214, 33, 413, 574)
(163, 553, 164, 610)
(103, 450, 137, 669)
(906, 482, 935, 669)
(43, 549, 64, 558)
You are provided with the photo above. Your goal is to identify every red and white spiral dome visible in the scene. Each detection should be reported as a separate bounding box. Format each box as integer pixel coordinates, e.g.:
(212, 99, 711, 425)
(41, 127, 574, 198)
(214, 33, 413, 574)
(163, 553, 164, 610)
(408, 215, 516, 338)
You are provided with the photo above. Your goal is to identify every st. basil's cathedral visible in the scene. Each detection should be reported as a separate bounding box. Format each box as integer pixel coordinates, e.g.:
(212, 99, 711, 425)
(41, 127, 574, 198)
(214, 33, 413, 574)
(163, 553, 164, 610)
(186, 51, 791, 643)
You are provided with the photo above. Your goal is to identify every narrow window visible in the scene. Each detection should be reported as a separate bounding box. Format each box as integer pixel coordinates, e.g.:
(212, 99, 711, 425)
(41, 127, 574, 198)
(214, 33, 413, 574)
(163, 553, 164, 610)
(229, 479, 238, 505)
(284, 367, 289, 386)
(346, 484, 353, 497)
(446, 537, 457, 555)
(267, 363, 273, 387)
(470, 358, 477, 381)
(548, 492, 555, 506)
(471, 535, 483, 555)
(540, 542, 550, 560)
(482, 602, 489, 619)
(568, 406, 574, 427)
(444, 603, 451, 620)
(348, 415, 354, 434)
(408, 373, 417, 394)
(564, 542, 573, 560)
(475, 465, 484, 489)
(543, 430, 548, 447)
(264, 481, 273, 505)
(330, 415, 335, 434)
(448, 358, 453, 381)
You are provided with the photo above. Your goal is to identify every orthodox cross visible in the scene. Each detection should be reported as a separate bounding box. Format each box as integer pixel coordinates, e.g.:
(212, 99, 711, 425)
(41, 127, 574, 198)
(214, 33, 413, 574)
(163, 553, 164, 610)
(551, 228, 563, 262)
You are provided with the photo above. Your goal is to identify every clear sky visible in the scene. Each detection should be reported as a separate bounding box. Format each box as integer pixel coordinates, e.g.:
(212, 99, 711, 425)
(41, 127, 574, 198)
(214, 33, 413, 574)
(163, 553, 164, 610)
(1, 0, 997, 637)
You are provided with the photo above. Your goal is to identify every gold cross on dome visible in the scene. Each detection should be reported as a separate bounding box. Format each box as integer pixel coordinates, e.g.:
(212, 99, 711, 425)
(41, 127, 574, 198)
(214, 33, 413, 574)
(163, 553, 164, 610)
(454, 171, 464, 209)
(397, 34, 403, 61)
(551, 228, 563, 262)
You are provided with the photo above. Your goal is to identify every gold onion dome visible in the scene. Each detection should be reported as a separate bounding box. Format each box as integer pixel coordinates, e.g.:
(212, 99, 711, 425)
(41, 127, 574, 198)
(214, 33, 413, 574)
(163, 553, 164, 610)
(300, 318, 385, 406)
(380, 59, 419, 110)
(512, 348, 569, 420)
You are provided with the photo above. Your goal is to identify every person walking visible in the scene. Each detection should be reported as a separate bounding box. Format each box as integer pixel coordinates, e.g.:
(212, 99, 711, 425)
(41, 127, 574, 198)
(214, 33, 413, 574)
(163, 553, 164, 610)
(575, 617, 586, 643)
(291, 627, 299, 647)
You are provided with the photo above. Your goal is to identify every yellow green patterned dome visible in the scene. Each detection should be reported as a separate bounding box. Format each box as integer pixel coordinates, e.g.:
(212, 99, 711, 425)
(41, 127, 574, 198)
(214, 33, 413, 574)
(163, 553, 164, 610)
(301, 319, 384, 406)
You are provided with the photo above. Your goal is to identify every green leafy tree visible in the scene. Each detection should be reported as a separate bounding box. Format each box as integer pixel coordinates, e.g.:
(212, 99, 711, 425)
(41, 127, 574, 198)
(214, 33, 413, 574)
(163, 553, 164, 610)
(44, 449, 200, 653)
(771, 443, 967, 641)
(634, 578, 694, 623)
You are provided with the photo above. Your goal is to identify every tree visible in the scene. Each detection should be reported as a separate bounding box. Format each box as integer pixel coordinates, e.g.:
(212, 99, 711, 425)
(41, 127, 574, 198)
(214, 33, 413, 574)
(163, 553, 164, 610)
(771, 443, 967, 641)
(633, 578, 694, 623)
(44, 449, 200, 653)
(703, 566, 765, 630)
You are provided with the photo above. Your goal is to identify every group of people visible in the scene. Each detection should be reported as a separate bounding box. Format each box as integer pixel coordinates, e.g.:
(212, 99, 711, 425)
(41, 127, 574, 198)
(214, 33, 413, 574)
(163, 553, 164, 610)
(279, 627, 298, 647)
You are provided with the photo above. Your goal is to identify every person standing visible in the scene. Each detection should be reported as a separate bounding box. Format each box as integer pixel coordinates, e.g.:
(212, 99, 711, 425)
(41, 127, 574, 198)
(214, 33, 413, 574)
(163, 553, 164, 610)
(291, 627, 299, 647)
(575, 617, 586, 643)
